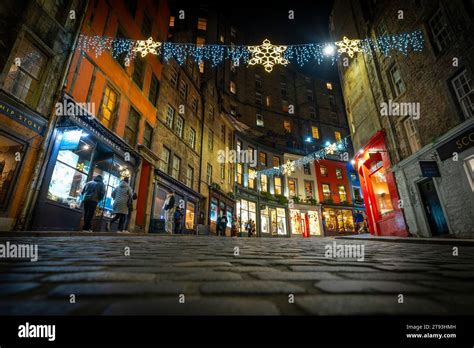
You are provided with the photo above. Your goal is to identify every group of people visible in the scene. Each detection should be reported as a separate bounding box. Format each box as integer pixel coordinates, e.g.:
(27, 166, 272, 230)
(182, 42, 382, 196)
(244, 219, 256, 237)
(80, 174, 136, 233)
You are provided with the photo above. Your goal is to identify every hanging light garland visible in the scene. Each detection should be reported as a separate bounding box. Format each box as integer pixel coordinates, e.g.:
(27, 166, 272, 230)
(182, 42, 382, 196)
(255, 136, 351, 178)
(76, 29, 425, 72)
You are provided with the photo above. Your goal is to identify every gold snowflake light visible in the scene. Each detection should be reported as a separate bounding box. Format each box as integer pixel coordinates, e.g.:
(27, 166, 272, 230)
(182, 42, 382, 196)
(325, 143, 338, 155)
(248, 39, 289, 72)
(282, 160, 296, 175)
(133, 37, 161, 57)
(335, 36, 361, 58)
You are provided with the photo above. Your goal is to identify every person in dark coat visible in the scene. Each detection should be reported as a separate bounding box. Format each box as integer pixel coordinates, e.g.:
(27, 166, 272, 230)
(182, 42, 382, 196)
(106, 177, 133, 233)
(81, 175, 106, 232)
(173, 207, 184, 234)
(220, 211, 228, 237)
(216, 214, 222, 236)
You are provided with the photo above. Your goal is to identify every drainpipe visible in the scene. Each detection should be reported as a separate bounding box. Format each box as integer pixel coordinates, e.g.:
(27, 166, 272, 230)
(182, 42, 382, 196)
(16, 0, 89, 231)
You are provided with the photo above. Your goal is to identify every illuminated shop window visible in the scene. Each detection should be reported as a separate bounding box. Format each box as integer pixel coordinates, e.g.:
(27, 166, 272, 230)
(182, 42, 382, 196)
(369, 165, 394, 216)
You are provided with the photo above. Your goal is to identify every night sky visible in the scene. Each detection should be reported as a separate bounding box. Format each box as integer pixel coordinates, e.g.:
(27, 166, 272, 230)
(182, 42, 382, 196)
(225, 0, 338, 81)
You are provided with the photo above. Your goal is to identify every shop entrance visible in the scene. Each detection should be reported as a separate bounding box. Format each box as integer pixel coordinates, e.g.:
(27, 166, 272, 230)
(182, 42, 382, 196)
(418, 179, 449, 236)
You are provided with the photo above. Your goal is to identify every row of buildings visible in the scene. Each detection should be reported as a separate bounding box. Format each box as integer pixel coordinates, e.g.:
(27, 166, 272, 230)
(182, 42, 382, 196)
(0, 0, 364, 237)
(331, 0, 474, 238)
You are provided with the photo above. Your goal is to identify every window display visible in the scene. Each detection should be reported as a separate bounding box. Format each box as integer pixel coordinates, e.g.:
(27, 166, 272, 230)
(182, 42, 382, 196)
(322, 208, 355, 233)
(369, 166, 394, 216)
(290, 209, 302, 234)
(94, 159, 128, 218)
(47, 132, 92, 209)
(238, 199, 256, 232)
(276, 207, 287, 235)
(308, 211, 321, 235)
(186, 201, 195, 229)
(0, 133, 26, 209)
(210, 199, 218, 222)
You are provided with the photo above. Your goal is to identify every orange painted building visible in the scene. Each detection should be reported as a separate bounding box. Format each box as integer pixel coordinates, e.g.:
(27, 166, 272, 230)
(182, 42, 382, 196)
(31, 0, 170, 232)
(314, 158, 357, 235)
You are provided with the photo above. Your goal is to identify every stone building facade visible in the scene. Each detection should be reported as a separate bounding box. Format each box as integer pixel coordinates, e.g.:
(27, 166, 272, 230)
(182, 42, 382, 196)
(331, 0, 474, 238)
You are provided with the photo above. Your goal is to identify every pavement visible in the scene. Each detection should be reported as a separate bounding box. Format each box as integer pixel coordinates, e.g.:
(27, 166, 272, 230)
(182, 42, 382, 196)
(0, 235, 473, 315)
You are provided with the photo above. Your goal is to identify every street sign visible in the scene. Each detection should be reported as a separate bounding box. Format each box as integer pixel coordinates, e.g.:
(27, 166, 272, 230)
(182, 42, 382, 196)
(419, 161, 441, 177)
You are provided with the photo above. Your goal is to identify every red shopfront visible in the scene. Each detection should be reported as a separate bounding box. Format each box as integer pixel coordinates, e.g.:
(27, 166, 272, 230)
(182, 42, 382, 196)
(354, 130, 408, 237)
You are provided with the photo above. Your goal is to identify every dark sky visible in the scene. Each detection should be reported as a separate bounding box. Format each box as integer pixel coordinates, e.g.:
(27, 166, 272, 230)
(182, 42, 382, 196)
(225, 1, 338, 81)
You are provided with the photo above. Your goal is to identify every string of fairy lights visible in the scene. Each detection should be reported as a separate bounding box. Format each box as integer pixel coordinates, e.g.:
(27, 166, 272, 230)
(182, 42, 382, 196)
(77, 29, 425, 72)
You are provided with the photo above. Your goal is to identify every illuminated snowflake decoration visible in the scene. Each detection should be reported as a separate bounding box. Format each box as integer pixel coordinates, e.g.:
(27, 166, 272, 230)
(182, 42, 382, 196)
(335, 36, 361, 58)
(325, 143, 338, 155)
(133, 37, 161, 57)
(248, 39, 289, 72)
(282, 160, 296, 175)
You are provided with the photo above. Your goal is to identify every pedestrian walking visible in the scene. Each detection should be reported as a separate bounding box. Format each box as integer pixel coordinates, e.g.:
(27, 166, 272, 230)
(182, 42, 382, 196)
(216, 213, 222, 236)
(80, 175, 106, 232)
(354, 210, 364, 234)
(106, 177, 133, 233)
(231, 217, 238, 237)
(246, 219, 253, 237)
(220, 211, 228, 237)
(173, 207, 184, 234)
(123, 187, 137, 232)
(163, 192, 175, 234)
(251, 220, 256, 237)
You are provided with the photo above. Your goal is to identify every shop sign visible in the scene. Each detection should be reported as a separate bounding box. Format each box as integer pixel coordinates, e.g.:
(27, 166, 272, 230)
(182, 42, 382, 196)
(0, 99, 46, 135)
(419, 161, 441, 177)
(437, 125, 474, 161)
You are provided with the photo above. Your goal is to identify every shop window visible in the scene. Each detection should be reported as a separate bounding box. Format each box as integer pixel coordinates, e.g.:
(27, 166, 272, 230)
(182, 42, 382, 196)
(99, 86, 118, 129)
(304, 180, 314, 198)
(179, 80, 187, 99)
(206, 163, 212, 184)
(210, 198, 218, 222)
(0, 132, 27, 210)
(303, 163, 311, 175)
(188, 128, 196, 149)
(288, 178, 297, 197)
(369, 165, 394, 216)
(276, 207, 287, 235)
(322, 183, 331, 201)
(451, 70, 473, 119)
(274, 177, 282, 195)
(389, 64, 406, 97)
(165, 105, 174, 128)
(256, 114, 264, 127)
(320, 165, 327, 177)
(272, 156, 280, 167)
(175, 116, 184, 138)
(259, 151, 267, 167)
(239, 199, 256, 232)
(197, 18, 207, 30)
(260, 174, 268, 192)
(132, 56, 145, 89)
(148, 74, 160, 106)
(323, 208, 354, 233)
(312, 126, 319, 139)
(429, 8, 451, 52)
(159, 146, 170, 173)
(464, 156, 474, 191)
(403, 117, 422, 153)
(142, 122, 153, 149)
(208, 130, 214, 151)
(248, 168, 256, 189)
(171, 155, 181, 180)
(124, 107, 140, 146)
(186, 165, 194, 189)
(290, 209, 303, 234)
(336, 168, 343, 179)
(185, 201, 195, 229)
(308, 211, 321, 235)
(141, 12, 152, 37)
(338, 185, 347, 202)
(237, 163, 243, 185)
(335, 131, 342, 142)
(4, 38, 47, 107)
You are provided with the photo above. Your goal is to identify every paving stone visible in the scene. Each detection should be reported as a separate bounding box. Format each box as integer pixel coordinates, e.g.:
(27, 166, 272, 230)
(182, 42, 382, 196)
(0, 301, 84, 315)
(5, 266, 105, 273)
(251, 271, 342, 281)
(295, 295, 450, 315)
(0, 273, 42, 282)
(174, 261, 233, 267)
(49, 282, 187, 297)
(290, 265, 378, 272)
(338, 272, 442, 281)
(200, 281, 306, 294)
(429, 271, 474, 279)
(0, 283, 40, 295)
(170, 271, 242, 281)
(313, 280, 435, 294)
(43, 271, 157, 282)
(103, 297, 280, 315)
(372, 264, 439, 271)
(417, 281, 474, 292)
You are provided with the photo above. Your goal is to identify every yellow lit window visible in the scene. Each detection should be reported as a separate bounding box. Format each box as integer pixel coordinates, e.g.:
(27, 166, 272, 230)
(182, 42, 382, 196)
(248, 168, 256, 189)
(326, 82, 333, 90)
(196, 37, 205, 47)
(237, 163, 243, 185)
(197, 18, 207, 30)
(274, 177, 282, 195)
(260, 174, 268, 192)
(284, 120, 291, 132)
(101, 86, 117, 128)
(335, 131, 342, 142)
(169, 16, 175, 27)
(312, 126, 319, 139)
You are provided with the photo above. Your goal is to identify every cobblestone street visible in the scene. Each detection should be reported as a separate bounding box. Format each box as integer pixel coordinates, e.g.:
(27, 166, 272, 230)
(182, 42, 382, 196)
(1, 235, 473, 315)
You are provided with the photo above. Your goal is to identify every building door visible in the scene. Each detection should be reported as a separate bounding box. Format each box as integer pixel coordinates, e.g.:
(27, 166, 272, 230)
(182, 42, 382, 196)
(418, 179, 449, 236)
